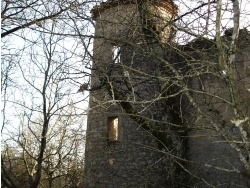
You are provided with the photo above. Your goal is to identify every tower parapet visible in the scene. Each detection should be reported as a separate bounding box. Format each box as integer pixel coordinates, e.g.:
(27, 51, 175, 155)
(91, 0, 177, 43)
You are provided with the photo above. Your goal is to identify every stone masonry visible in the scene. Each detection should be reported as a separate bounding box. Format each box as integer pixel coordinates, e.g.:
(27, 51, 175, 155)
(84, 0, 250, 187)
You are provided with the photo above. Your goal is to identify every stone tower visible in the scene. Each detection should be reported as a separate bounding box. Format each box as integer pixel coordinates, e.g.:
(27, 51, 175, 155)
(84, 0, 178, 187)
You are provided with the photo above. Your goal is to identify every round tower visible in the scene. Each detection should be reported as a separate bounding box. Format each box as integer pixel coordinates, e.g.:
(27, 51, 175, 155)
(84, 1, 178, 187)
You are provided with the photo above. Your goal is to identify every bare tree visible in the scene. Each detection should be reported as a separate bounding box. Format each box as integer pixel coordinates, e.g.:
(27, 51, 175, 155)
(2, 0, 250, 187)
(1, 1, 90, 188)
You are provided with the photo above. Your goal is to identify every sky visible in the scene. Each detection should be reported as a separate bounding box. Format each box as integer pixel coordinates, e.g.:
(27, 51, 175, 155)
(1, 0, 250, 147)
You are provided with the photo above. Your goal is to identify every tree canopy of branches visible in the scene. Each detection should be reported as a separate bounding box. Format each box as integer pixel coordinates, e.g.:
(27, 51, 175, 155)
(1, 0, 91, 188)
(2, 0, 250, 188)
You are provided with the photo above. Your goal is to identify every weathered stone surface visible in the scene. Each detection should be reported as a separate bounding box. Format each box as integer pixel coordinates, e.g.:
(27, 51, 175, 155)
(84, 1, 250, 187)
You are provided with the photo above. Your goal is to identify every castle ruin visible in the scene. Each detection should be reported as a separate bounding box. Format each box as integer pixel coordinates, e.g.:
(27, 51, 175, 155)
(84, 0, 250, 187)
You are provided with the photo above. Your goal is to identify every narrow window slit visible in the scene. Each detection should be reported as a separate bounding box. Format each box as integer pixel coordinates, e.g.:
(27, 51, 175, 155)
(113, 45, 121, 63)
(108, 116, 119, 141)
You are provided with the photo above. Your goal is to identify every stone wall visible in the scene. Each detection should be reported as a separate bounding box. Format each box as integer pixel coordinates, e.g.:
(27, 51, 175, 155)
(184, 37, 250, 187)
(84, 1, 178, 187)
(84, 0, 250, 187)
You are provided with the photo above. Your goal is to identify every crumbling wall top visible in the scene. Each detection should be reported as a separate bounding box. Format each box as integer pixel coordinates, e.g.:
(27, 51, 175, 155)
(91, 0, 178, 20)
